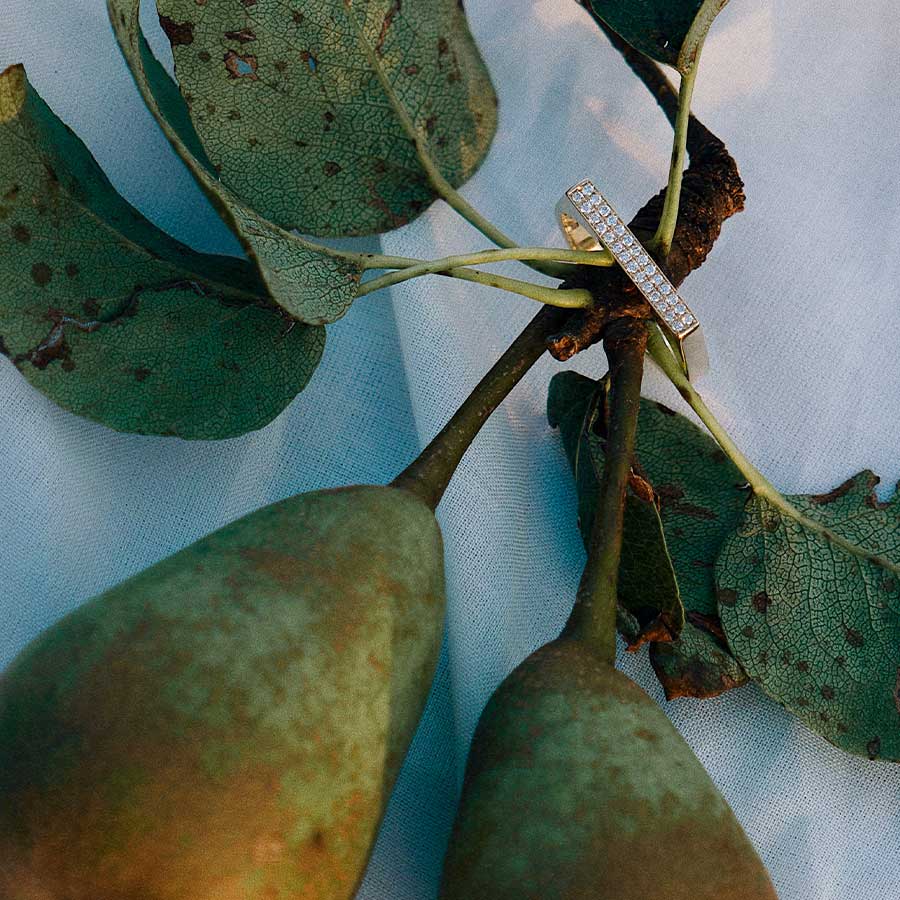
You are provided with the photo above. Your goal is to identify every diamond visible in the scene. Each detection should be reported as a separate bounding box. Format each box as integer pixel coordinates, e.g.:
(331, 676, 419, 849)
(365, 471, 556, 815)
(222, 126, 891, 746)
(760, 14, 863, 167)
(626, 261, 639, 273)
(614, 224, 626, 236)
(591, 195, 603, 207)
(582, 184, 595, 196)
(652, 274, 664, 285)
(674, 303, 686, 314)
(606, 216, 617, 227)
(588, 211, 602, 224)
(641, 280, 655, 293)
(649, 291, 662, 304)
(599, 204, 611, 216)
(580, 201, 593, 213)
(672, 320, 685, 332)
(654, 300, 668, 312)
(610, 241, 624, 254)
(572, 191, 584, 203)
(660, 283, 672, 295)
(643, 266, 656, 278)
(622, 234, 634, 246)
(664, 309, 676, 321)
(638, 254, 651, 267)
(683, 314, 695, 326)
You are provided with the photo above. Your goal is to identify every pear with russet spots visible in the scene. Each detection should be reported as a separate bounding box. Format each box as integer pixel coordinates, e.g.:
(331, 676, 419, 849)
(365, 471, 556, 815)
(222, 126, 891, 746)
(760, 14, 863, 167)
(0, 484, 445, 900)
(439, 638, 778, 900)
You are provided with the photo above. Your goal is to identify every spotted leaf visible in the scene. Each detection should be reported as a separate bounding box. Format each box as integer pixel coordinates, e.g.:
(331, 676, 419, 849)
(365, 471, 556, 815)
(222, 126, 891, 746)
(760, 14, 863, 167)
(717, 472, 900, 761)
(150, 0, 498, 236)
(0, 64, 324, 439)
(109, 2, 364, 324)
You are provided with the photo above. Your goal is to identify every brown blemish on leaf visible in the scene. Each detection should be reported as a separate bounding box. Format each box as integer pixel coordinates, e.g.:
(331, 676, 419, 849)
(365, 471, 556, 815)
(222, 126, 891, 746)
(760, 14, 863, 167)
(375, 0, 401, 55)
(134, 367, 152, 382)
(881, 576, 898, 594)
(649, 641, 747, 700)
(844, 627, 864, 648)
(867, 737, 881, 759)
(633, 728, 659, 743)
(751, 591, 771, 615)
(82, 298, 100, 317)
(796, 660, 809, 673)
(65, 263, 79, 279)
(323, 162, 341, 177)
(198, 50, 211, 62)
(686, 611, 726, 641)
(809, 477, 856, 505)
(224, 28, 256, 43)
(655, 482, 717, 520)
(821, 685, 835, 701)
(31, 263, 52, 287)
(404, 65, 418, 75)
(291, 10, 304, 23)
(716, 587, 738, 608)
(160, 16, 195, 46)
(437, 36, 449, 55)
(224, 51, 259, 79)
(11, 223, 30, 243)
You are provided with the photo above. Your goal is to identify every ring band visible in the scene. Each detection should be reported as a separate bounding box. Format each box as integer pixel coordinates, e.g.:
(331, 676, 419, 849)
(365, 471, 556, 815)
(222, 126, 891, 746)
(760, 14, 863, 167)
(556, 180, 708, 380)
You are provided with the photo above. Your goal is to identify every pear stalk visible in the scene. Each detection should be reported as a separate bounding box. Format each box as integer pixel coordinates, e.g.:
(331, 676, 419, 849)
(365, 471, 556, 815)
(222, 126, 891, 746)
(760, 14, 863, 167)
(393, 304, 570, 509)
(563, 318, 647, 663)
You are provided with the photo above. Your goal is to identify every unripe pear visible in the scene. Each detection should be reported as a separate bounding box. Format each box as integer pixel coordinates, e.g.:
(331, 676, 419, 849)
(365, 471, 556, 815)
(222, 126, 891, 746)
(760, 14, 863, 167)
(0, 484, 445, 900)
(440, 638, 777, 899)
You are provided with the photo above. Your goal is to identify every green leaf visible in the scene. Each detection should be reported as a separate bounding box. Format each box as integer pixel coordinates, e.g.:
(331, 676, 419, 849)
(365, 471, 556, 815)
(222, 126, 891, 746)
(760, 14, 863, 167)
(151, 0, 498, 237)
(717, 472, 900, 761)
(548, 371, 684, 647)
(585, 0, 728, 74)
(549, 370, 749, 699)
(0, 64, 324, 440)
(109, 1, 365, 325)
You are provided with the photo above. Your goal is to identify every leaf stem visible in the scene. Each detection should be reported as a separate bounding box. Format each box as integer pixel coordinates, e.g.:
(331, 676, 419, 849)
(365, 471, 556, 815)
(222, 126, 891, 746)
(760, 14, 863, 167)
(356, 247, 617, 307)
(651, 63, 698, 255)
(646, 326, 900, 575)
(392, 304, 569, 509)
(362, 265, 590, 307)
(563, 318, 647, 664)
(359, 246, 614, 273)
(342, 0, 570, 280)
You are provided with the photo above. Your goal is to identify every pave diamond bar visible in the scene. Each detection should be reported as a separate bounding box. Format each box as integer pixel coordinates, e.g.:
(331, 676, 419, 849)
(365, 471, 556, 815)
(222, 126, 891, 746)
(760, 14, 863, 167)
(566, 181, 699, 339)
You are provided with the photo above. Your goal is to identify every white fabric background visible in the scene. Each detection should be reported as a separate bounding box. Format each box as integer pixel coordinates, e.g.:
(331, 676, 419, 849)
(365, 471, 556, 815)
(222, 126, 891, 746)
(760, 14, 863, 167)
(2, 1, 900, 897)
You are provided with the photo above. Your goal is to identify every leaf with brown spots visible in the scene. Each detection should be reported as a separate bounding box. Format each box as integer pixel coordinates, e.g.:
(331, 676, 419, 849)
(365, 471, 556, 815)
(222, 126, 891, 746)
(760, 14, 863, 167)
(151, 0, 497, 236)
(109, 5, 365, 325)
(717, 471, 900, 761)
(549, 370, 749, 699)
(0, 64, 323, 439)
(581, 0, 729, 74)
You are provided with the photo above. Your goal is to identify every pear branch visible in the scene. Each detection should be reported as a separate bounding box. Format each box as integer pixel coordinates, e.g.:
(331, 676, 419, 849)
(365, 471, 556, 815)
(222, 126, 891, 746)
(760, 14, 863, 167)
(561, 318, 647, 664)
(392, 304, 569, 509)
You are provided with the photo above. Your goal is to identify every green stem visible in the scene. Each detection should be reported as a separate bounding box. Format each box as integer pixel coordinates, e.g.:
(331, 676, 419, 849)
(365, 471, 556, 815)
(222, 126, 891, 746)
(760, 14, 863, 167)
(404, 268, 591, 308)
(563, 319, 648, 664)
(652, 63, 698, 255)
(360, 246, 614, 273)
(342, 0, 569, 280)
(647, 326, 900, 575)
(392, 304, 569, 509)
(356, 247, 617, 307)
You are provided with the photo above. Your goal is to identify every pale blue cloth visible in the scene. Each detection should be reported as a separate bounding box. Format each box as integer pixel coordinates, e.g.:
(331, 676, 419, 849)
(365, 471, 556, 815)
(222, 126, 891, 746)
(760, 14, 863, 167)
(2, 2, 900, 897)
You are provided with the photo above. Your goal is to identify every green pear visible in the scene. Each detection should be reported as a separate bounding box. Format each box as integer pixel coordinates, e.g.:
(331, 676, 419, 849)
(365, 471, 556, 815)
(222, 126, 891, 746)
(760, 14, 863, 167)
(440, 638, 778, 899)
(0, 484, 444, 900)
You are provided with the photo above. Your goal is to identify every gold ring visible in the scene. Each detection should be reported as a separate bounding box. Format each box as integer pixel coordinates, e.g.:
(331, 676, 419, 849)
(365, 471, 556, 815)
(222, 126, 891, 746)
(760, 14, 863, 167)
(556, 179, 708, 380)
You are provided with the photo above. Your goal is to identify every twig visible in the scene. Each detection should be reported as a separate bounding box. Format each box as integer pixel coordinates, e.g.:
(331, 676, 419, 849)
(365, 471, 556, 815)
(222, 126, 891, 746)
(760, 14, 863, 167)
(392, 305, 570, 509)
(562, 318, 648, 663)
